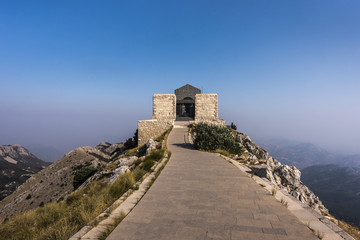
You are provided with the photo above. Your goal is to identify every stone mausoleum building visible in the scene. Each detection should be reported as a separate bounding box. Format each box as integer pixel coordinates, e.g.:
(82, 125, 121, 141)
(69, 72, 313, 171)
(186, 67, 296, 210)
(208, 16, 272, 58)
(138, 84, 225, 145)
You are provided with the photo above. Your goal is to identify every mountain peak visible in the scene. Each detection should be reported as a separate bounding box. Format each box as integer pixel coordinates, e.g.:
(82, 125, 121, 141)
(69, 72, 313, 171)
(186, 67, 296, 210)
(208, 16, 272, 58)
(0, 144, 50, 200)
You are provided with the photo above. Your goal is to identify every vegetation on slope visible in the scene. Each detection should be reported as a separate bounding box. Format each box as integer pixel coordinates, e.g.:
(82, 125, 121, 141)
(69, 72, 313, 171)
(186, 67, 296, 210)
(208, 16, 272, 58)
(0, 130, 171, 240)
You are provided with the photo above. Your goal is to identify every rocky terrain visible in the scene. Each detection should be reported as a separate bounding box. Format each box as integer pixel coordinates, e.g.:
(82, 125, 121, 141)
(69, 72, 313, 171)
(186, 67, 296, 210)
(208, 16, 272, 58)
(302, 164, 360, 228)
(0, 144, 50, 200)
(0, 142, 127, 222)
(231, 131, 329, 215)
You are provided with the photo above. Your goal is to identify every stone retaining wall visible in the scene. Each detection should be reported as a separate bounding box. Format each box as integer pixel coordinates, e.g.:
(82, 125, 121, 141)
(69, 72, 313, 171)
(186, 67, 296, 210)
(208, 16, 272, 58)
(138, 120, 173, 146)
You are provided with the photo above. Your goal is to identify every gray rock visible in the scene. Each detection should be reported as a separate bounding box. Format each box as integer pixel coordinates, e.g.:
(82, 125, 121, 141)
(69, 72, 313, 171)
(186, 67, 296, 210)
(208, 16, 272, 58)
(145, 139, 157, 155)
(235, 131, 328, 214)
(106, 166, 130, 183)
(106, 143, 125, 156)
(252, 165, 268, 178)
(95, 142, 112, 152)
(94, 142, 125, 159)
(118, 156, 138, 167)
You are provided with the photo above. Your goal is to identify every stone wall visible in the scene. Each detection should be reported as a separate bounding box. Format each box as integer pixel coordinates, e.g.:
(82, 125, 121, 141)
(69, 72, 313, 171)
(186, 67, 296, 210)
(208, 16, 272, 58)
(195, 94, 218, 121)
(138, 120, 173, 146)
(152, 94, 176, 120)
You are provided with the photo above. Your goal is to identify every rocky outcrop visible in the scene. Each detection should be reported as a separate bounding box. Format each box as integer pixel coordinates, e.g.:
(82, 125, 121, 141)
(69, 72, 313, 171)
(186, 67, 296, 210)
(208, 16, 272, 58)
(234, 131, 328, 214)
(145, 139, 157, 155)
(106, 156, 139, 184)
(84, 139, 158, 186)
(95, 142, 125, 159)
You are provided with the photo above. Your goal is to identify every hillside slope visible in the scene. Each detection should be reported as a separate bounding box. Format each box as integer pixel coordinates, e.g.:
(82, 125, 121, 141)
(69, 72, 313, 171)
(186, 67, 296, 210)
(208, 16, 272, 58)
(0, 144, 50, 200)
(0, 145, 114, 222)
(302, 164, 360, 228)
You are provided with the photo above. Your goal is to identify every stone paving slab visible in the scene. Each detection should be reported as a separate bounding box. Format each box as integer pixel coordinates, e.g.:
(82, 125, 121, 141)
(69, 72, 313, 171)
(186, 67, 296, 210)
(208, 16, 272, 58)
(106, 125, 319, 240)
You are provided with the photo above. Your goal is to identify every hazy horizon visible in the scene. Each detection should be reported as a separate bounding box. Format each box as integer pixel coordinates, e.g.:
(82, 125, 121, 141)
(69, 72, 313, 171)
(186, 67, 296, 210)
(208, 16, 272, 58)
(1, 1, 359, 161)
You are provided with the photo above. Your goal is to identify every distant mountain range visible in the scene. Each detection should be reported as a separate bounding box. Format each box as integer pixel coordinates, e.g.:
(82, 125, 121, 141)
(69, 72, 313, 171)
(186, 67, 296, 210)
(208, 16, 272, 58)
(0, 144, 50, 200)
(257, 139, 360, 170)
(302, 164, 360, 228)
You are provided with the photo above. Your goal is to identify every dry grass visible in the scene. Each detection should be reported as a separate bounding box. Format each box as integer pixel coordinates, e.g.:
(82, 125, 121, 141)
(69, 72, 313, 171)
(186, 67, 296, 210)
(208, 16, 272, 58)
(214, 149, 232, 157)
(338, 220, 360, 240)
(280, 198, 289, 208)
(271, 186, 277, 196)
(305, 222, 324, 240)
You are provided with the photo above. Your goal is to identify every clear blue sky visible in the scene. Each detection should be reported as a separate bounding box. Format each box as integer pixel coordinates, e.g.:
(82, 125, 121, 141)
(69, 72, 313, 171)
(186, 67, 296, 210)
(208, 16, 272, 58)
(1, 0, 359, 160)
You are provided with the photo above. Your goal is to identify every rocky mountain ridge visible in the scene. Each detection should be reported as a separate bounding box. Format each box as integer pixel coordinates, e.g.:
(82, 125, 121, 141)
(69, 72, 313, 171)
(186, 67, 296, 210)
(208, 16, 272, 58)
(0, 144, 50, 200)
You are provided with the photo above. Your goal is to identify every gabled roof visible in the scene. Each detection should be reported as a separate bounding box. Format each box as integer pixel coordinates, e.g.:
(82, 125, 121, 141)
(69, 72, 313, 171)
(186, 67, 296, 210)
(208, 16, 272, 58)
(174, 84, 201, 93)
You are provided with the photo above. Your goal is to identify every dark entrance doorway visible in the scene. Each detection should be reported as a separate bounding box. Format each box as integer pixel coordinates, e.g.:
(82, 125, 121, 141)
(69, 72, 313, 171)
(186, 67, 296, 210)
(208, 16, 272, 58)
(176, 98, 195, 120)
(174, 84, 201, 121)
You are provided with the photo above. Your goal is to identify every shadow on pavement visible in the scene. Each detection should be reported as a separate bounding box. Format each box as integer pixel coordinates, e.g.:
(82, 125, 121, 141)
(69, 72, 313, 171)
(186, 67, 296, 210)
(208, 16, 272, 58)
(171, 143, 195, 150)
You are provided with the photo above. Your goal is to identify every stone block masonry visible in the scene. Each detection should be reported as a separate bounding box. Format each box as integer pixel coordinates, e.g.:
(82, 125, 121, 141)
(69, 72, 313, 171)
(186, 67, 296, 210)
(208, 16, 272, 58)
(152, 94, 176, 120)
(138, 87, 224, 145)
(138, 120, 173, 146)
(195, 94, 218, 121)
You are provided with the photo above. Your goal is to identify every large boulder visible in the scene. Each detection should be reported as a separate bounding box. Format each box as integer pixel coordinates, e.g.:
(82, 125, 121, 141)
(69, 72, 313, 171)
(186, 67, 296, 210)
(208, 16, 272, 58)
(94, 142, 125, 159)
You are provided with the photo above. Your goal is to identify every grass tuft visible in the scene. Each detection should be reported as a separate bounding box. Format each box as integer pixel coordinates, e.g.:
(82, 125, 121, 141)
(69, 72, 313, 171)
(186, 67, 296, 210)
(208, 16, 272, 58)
(271, 186, 277, 196)
(280, 198, 289, 208)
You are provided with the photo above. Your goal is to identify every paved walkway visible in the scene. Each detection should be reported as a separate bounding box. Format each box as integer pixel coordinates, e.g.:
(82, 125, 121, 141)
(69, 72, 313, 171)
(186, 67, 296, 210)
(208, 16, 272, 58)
(107, 125, 318, 240)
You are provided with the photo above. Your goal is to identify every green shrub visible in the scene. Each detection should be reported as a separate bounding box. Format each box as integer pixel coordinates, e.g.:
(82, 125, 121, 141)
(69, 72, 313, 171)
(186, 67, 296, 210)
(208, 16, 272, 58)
(141, 159, 155, 172)
(73, 166, 97, 189)
(146, 149, 165, 161)
(192, 123, 242, 155)
(132, 168, 146, 182)
(139, 149, 165, 172)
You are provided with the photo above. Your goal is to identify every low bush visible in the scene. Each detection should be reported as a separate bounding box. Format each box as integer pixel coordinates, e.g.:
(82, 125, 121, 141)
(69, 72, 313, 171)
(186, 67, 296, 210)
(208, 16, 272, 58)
(192, 123, 242, 155)
(73, 165, 97, 189)
(140, 149, 165, 172)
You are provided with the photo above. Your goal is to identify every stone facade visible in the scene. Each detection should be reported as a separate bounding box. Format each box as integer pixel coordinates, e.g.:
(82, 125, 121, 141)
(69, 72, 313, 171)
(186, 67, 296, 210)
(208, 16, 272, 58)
(138, 86, 224, 145)
(195, 94, 218, 121)
(175, 84, 200, 120)
(138, 120, 173, 146)
(152, 94, 176, 120)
